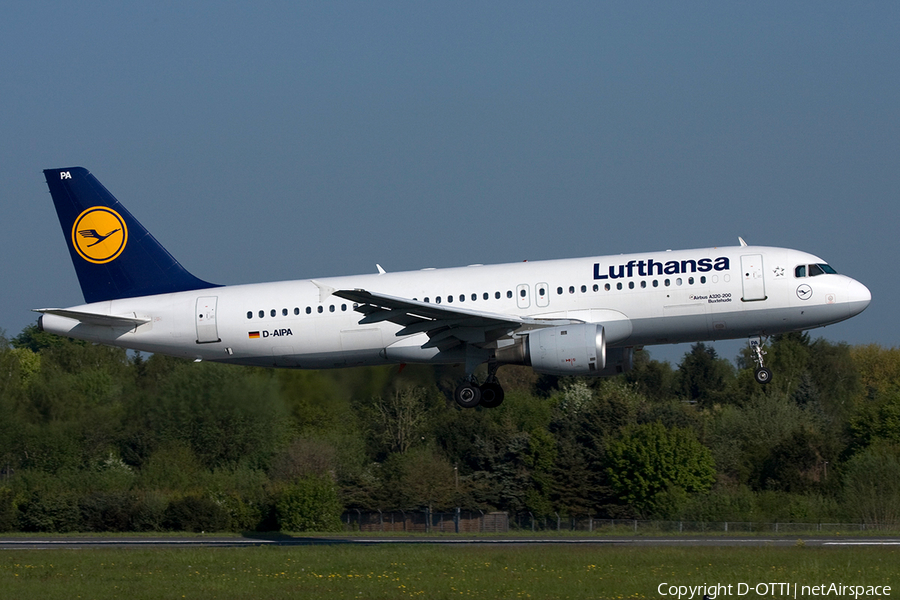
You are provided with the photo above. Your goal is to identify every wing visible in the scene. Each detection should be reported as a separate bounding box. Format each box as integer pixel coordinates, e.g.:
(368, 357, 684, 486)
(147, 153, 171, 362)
(332, 288, 576, 351)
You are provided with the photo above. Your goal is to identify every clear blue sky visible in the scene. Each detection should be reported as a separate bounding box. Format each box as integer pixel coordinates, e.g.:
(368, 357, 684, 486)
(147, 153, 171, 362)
(2, 2, 896, 365)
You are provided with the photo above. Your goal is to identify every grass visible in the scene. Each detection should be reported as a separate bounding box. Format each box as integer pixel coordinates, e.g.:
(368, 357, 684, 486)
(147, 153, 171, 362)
(2, 544, 898, 599)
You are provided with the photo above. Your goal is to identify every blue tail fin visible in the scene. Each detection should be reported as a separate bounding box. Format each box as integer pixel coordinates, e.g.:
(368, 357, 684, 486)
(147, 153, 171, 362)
(44, 167, 219, 303)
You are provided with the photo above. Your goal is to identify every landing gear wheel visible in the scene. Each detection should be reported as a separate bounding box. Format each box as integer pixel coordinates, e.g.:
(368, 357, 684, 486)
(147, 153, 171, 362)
(478, 382, 505, 408)
(454, 382, 482, 408)
(754, 367, 772, 385)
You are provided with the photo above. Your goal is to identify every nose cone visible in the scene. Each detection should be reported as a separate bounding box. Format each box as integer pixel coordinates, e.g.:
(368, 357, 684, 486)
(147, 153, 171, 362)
(847, 278, 871, 317)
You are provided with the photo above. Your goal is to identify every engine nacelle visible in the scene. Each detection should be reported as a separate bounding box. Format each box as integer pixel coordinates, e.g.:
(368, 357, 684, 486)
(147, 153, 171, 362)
(525, 323, 606, 376)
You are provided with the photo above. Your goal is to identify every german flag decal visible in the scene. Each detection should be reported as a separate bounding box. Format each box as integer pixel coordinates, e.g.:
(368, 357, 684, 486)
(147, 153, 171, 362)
(248, 331, 260, 339)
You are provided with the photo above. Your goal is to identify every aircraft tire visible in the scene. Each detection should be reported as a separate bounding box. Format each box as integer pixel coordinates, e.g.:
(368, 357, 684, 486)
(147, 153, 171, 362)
(454, 382, 482, 408)
(754, 367, 773, 385)
(478, 383, 505, 408)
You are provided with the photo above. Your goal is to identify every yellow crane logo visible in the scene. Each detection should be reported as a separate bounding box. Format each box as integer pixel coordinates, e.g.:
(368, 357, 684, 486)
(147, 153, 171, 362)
(71, 207, 128, 264)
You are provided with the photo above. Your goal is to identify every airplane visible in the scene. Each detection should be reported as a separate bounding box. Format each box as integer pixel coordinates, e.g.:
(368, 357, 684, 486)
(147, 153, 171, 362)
(36, 167, 872, 408)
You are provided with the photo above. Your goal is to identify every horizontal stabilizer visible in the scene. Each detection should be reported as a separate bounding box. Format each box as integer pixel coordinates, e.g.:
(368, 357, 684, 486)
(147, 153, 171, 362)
(33, 308, 151, 328)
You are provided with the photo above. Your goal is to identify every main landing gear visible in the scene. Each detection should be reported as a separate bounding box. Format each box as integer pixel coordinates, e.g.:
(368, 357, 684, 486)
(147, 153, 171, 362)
(749, 336, 772, 384)
(454, 363, 506, 409)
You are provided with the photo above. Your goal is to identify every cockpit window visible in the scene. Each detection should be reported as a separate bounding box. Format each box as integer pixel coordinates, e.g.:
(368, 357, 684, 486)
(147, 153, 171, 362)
(796, 263, 837, 278)
(809, 263, 838, 276)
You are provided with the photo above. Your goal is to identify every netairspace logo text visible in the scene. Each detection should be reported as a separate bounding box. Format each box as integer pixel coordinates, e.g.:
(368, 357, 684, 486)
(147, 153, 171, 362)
(657, 583, 891, 599)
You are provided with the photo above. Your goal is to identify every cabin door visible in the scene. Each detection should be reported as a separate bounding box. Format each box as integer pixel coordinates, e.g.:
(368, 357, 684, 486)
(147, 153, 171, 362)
(740, 255, 767, 302)
(196, 296, 220, 343)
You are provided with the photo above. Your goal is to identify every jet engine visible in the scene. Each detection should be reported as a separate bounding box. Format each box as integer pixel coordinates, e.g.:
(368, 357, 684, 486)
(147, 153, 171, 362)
(525, 323, 606, 376)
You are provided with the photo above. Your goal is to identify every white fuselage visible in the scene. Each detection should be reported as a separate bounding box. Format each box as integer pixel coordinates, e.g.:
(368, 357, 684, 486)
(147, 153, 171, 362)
(40, 245, 871, 369)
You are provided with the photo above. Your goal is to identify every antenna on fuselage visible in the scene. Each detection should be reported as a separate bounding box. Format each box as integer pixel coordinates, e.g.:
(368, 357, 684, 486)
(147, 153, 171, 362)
(738, 237, 748, 247)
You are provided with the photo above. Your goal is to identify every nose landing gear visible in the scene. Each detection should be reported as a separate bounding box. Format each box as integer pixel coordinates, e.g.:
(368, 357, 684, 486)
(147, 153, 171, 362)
(749, 336, 772, 384)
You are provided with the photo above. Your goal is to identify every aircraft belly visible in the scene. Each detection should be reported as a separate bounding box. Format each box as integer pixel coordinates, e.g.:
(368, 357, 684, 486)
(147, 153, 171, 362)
(630, 314, 711, 345)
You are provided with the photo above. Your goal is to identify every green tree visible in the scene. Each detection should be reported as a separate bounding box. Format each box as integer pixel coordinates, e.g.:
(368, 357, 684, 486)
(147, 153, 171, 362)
(757, 425, 829, 493)
(851, 344, 900, 400)
(124, 361, 289, 469)
(369, 386, 438, 455)
(676, 343, 734, 406)
(849, 388, 900, 449)
(276, 474, 343, 532)
(624, 349, 676, 401)
(705, 392, 806, 486)
(396, 448, 457, 511)
(606, 421, 716, 517)
(842, 443, 900, 526)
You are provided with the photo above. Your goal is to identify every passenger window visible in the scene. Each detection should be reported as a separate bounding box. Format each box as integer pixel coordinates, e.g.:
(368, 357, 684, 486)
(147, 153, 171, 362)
(616, 282, 623, 290)
(259, 310, 264, 318)
(317, 306, 323, 313)
(700, 276, 706, 284)
(569, 286, 575, 294)
(640, 281, 647, 289)
(507, 290, 513, 298)
(628, 281, 634, 289)
(247, 311, 252, 319)
(605, 283, 611, 291)
(447, 295, 453, 303)
(270, 309, 276, 317)
(665, 279, 671, 287)
(472, 294, 477, 301)
(653, 280, 659, 287)
(557, 287, 563, 295)
(495, 292, 501, 299)
(688, 277, 694, 285)
(424, 297, 430, 303)
(581, 285, 587, 293)
(539, 287, 546, 295)
(483, 292, 489, 300)
(593, 284, 598, 292)
(282, 308, 288, 316)
(676, 278, 683, 286)
(306, 307, 311, 314)
(436, 296, 442, 304)
(795, 265, 806, 278)
(520, 289, 526, 297)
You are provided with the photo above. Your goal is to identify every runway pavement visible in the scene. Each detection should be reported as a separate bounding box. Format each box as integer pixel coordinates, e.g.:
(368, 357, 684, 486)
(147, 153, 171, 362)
(3, 535, 900, 549)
